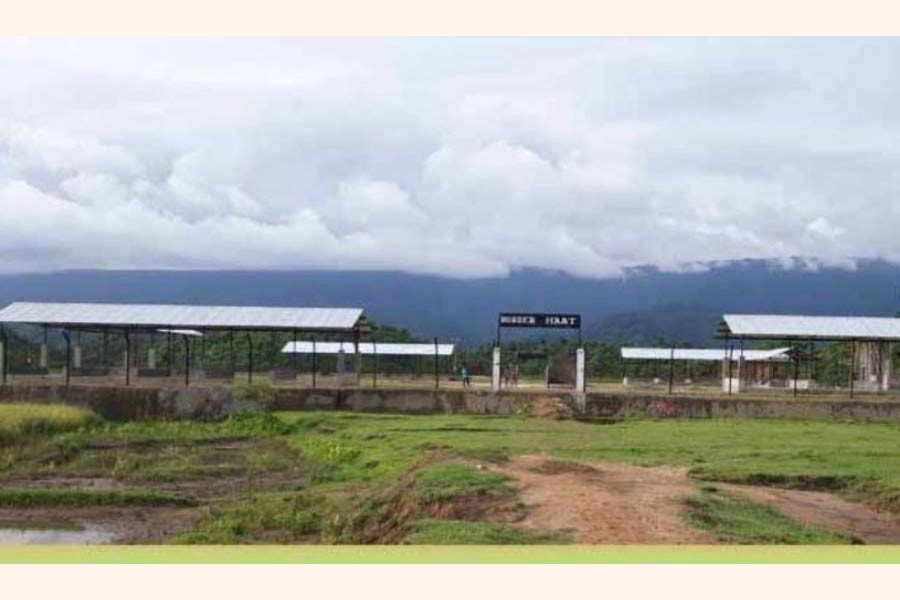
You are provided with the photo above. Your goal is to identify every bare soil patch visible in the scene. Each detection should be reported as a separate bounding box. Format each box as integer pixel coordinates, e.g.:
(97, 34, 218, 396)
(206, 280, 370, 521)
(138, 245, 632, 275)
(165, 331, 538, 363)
(497, 455, 714, 544)
(719, 483, 900, 544)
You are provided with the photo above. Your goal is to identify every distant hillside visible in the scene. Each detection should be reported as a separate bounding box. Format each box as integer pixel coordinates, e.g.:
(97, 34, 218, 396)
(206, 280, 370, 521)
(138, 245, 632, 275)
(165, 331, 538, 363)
(1, 260, 899, 346)
(587, 304, 723, 347)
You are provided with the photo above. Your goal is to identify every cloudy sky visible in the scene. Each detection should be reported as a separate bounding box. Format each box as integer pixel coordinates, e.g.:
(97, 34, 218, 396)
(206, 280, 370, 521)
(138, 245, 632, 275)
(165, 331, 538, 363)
(1, 37, 899, 278)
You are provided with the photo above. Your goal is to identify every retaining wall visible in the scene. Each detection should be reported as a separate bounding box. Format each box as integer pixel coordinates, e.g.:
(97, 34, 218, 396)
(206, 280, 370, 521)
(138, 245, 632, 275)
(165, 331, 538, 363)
(3, 384, 900, 422)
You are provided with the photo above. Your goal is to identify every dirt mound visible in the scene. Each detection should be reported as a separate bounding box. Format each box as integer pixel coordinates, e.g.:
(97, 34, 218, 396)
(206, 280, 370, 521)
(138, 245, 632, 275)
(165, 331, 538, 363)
(719, 483, 900, 544)
(533, 397, 574, 420)
(498, 455, 714, 544)
(335, 453, 524, 543)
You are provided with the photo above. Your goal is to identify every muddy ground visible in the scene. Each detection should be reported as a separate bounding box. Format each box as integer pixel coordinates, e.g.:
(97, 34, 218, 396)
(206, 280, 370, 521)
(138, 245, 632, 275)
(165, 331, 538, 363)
(494, 455, 900, 544)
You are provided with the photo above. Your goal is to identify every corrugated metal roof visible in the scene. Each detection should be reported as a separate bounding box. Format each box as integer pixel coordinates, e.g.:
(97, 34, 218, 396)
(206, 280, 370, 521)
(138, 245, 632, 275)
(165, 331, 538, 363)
(157, 328, 204, 337)
(0, 302, 363, 332)
(621, 347, 791, 362)
(723, 314, 900, 340)
(282, 341, 454, 356)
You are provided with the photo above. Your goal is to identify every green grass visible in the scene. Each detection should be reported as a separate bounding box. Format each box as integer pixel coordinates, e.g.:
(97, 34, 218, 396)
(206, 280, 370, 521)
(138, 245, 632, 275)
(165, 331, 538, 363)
(682, 486, 854, 544)
(404, 519, 570, 544)
(276, 412, 900, 510)
(0, 403, 100, 442)
(414, 463, 515, 502)
(173, 492, 327, 544)
(4, 409, 900, 543)
(0, 487, 197, 508)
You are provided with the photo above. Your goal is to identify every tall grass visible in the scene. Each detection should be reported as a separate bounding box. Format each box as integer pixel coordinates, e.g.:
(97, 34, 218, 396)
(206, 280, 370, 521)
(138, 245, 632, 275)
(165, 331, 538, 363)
(0, 403, 100, 442)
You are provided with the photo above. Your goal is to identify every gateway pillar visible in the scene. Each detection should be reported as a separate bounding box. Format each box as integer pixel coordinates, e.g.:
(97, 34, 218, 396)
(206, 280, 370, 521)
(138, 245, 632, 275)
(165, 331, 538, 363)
(491, 347, 501, 391)
(575, 348, 585, 393)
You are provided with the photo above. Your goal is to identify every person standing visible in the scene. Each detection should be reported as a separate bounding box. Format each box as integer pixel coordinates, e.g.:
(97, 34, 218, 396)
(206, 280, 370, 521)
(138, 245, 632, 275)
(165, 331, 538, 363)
(460, 365, 470, 387)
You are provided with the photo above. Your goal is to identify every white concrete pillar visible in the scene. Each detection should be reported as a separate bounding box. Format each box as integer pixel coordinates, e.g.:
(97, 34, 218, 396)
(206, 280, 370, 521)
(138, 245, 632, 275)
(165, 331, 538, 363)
(73, 346, 82, 369)
(882, 342, 892, 391)
(148, 347, 157, 370)
(39, 343, 48, 368)
(575, 347, 585, 393)
(491, 347, 501, 391)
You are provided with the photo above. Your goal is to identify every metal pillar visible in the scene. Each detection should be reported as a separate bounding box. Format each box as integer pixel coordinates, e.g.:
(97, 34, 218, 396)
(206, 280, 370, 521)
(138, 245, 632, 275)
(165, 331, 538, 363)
(434, 337, 439, 390)
(40, 326, 48, 369)
(372, 340, 378, 388)
(200, 332, 206, 376)
(74, 330, 82, 369)
(247, 334, 254, 384)
(229, 330, 235, 375)
(354, 329, 361, 386)
(63, 330, 71, 387)
(183, 335, 190, 387)
(667, 346, 675, 394)
(167, 329, 173, 377)
(124, 330, 131, 386)
(849, 341, 856, 399)
(0, 323, 7, 385)
(793, 349, 799, 398)
(727, 341, 734, 396)
(311, 338, 317, 388)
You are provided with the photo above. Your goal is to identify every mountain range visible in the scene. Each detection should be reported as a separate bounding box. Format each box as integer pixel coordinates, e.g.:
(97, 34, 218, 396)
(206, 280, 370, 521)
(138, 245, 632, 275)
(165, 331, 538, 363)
(1, 260, 899, 347)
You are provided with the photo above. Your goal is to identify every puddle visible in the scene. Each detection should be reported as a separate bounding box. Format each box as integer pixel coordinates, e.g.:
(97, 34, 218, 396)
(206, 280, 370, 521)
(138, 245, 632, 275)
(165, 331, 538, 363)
(0, 521, 116, 545)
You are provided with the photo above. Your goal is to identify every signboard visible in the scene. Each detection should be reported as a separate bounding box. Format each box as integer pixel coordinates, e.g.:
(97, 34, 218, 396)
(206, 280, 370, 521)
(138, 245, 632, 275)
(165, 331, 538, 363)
(498, 313, 581, 329)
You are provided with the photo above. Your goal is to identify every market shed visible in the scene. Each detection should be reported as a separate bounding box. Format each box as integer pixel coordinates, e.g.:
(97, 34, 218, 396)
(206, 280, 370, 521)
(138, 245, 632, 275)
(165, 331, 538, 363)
(281, 341, 455, 389)
(620, 346, 791, 392)
(718, 314, 900, 393)
(0, 301, 367, 386)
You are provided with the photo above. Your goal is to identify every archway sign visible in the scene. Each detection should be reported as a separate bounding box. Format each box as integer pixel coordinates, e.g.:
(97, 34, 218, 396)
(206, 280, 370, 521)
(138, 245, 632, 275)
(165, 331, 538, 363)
(494, 312, 584, 392)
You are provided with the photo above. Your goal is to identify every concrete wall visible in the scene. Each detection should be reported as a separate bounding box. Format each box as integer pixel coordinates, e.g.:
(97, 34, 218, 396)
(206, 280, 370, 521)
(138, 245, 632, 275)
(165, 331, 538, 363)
(4, 383, 900, 423)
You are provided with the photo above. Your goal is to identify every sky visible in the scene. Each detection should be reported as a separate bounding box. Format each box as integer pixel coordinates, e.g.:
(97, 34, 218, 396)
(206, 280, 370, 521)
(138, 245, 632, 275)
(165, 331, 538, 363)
(1, 37, 899, 278)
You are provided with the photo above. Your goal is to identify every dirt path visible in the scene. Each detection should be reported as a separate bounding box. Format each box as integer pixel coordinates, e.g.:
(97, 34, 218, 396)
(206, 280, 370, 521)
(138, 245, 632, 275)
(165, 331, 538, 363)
(497, 455, 714, 544)
(719, 483, 900, 544)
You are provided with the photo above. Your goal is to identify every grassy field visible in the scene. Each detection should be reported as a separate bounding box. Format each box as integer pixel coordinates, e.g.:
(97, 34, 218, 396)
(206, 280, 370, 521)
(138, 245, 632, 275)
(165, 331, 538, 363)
(2, 404, 900, 544)
(0, 403, 99, 442)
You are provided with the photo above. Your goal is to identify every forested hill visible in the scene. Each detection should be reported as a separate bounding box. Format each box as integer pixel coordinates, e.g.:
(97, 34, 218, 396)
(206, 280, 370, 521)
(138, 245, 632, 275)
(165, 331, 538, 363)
(1, 260, 899, 346)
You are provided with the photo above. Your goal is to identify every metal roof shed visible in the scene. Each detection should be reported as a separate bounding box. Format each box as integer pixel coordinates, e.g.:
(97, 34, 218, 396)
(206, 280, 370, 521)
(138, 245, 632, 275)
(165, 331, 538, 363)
(0, 302, 367, 387)
(717, 313, 900, 396)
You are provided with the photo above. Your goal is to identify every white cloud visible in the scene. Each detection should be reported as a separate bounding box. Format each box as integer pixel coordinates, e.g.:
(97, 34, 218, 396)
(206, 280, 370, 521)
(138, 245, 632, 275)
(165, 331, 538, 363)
(2, 37, 900, 277)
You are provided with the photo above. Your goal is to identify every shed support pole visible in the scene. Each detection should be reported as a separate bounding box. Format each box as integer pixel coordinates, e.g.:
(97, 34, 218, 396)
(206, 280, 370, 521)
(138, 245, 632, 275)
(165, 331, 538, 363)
(312, 338, 317, 388)
(0, 324, 7, 385)
(64, 330, 71, 388)
(373, 341, 378, 389)
(247, 334, 254, 384)
(229, 330, 235, 378)
(124, 330, 131, 386)
(183, 335, 190, 387)
(667, 346, 675, 394)
(793, 350, 799, 398)
(849, 341, 856, 399)
(434, 337, 439, 390)
(883, 342, 893, 392)
(727, 342, 734, 396)
(40, 327, 48, 369)
(167, 330, 173, 377)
